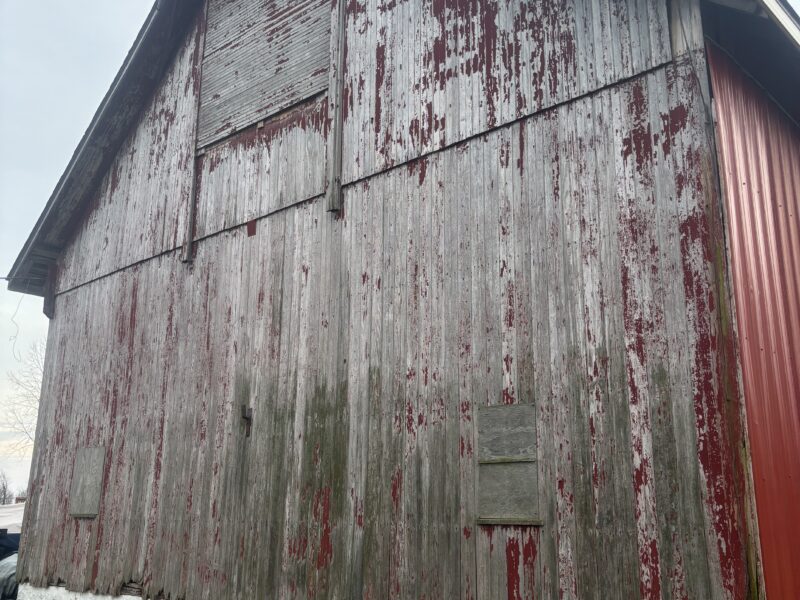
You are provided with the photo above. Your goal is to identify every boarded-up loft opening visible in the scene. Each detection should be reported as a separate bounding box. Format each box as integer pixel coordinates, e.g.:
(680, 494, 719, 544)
(197, 0, 331, 147)
(477, 404, 540, 526)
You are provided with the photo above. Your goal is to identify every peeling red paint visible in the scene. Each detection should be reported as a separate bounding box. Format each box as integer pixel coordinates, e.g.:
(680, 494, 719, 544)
(406, 401, 415, 434)
(204, 95, 327, 160)
(679, 207, 746, 598)
(622, 82, 654, 177)
(522, 529, 537, 598)
(313, 487, 333, 569)
(391, 468, 402, 513)
(506, 536, 521, 600)
(482, 525, 495, 553)
(659, 104, 689, 155)
(288, 527, 309, 560)
(374, 39, 387, 139)
(460, 435, 473, 458)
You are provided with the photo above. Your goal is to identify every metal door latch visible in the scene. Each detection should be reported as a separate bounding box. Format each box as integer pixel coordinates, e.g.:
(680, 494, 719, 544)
(241, 405, 253, 437)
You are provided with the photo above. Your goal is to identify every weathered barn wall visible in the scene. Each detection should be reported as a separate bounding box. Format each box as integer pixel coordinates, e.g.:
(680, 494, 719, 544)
(194, 95, 329, 239)
(21, 0, 755, 598)
(56, 15, 205, 294)
(340, 0, 672, 183)
(25, 57, 749, 600)
(709, 44, 800, 599)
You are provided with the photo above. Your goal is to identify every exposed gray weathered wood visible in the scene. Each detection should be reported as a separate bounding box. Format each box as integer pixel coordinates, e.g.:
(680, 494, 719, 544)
(69, 448, 106, 518)
(477, 462, 540, 525)
(477, 405, 537, 462)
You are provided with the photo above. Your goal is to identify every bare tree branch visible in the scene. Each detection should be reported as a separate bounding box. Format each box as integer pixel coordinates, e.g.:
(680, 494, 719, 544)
(3, 340, 45, 453)
(0, 471, 14, 505)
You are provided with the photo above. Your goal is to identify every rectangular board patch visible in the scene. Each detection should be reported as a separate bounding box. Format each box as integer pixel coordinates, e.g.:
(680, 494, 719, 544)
(476, 404, 539, 525)
(69, 447, 106, 518)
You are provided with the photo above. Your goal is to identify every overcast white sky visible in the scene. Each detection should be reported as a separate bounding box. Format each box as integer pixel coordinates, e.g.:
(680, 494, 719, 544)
(0, 1, 153, 492)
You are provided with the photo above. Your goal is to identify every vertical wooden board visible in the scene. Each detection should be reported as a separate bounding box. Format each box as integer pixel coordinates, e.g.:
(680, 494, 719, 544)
(363, 175, 392, 600)
(440, 146, 463, 600)
(407, 163, 425, 594)
(472, 137, 493, 598)
(455, 138, 478, 600)
(279, 208, 308, 598)
(425, 152, 442, 599)
(389, 164, 410, 599)
(333, 204, 356, 598)
(548, 106, 581, 600)
(575, 92, 608, 599)
(343, 179, 373, 596)
(561, 97, 601, 599)
(479, 137, 500, 412)
(356, 177, 387, 599)
(496, 125, 517, 409)
(400, 153, 422, 599)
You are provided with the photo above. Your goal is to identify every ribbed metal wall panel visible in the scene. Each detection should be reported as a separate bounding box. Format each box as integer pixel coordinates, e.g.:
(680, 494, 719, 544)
(197, 0, 330, 148)
(709, 45, 800, 599)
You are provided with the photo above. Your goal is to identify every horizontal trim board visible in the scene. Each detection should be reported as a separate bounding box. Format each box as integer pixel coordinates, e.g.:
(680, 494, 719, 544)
(476, 518, 544, 527)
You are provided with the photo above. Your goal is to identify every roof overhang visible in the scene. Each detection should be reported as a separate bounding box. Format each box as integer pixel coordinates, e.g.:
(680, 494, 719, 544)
(703, 0, 800, 123)
(707, 0, 800, 46)
(759, 0, 800, 48)
(6, 0, 204, 297)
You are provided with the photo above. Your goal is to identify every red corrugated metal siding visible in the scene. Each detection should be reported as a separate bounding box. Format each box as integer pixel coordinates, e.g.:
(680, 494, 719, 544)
(708, 44, 800, 599)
